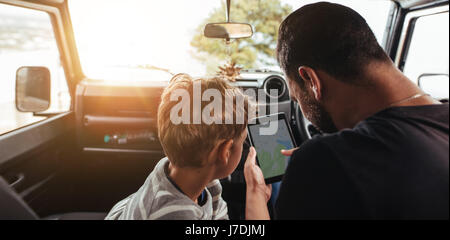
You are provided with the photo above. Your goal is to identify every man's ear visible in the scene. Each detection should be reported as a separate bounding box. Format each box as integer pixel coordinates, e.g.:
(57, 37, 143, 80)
(217, 139, 233, 166)
(298, 66, 322, 101)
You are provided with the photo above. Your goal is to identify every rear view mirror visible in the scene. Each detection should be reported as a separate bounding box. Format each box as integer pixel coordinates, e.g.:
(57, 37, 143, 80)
(418, 73, 449, 100)
(203, 0, 253, 40)
(204, 22, 253, 39)
(16, 66, 51, 113)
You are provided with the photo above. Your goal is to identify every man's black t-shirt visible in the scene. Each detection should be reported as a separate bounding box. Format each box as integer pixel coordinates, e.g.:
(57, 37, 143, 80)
(275, 104, 449, 219)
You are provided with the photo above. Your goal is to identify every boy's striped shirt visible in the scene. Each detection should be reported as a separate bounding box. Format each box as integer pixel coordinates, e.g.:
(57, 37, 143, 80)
(105, 157, 229, 220)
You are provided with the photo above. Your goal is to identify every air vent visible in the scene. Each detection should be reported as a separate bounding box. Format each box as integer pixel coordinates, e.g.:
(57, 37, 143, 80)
(235, 78, 258, 82)
(263, 76, 286, 99)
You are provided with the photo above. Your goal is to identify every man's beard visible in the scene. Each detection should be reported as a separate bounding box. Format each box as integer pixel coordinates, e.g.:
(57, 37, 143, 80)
(299, 90, 338, 134)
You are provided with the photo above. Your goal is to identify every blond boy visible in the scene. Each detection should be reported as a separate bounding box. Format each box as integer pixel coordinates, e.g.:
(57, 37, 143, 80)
(105, 74, 270, 220)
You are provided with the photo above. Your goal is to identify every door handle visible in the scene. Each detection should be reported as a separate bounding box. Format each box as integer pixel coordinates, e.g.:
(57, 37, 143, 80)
(9, 173, 25, 189)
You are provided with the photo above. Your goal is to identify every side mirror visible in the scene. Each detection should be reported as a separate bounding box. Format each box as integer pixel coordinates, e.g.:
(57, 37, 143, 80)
(418, 73, 449, 100)
(204, 22, 253, 39)
(16, 66, 51, 113)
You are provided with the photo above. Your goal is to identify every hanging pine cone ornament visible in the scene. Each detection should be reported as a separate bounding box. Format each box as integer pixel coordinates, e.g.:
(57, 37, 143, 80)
(217, 61, 242, 82)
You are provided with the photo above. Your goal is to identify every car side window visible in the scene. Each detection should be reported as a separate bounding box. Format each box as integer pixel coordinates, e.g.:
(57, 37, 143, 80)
(403, 11, 449, 100)
(0, 3, 70, 135)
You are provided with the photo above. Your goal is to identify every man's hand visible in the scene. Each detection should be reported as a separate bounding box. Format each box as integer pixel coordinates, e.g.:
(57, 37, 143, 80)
(244, 147, 271, 220)
(281, 148, 299, 157)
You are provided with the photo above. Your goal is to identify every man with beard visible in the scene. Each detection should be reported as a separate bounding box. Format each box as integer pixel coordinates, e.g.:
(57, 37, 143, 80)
(244, 2, 448, 220)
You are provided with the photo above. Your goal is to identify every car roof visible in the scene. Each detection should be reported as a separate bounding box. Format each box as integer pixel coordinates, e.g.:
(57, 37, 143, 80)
(397, 0, 448, 8)
(43, 0, 447, 9)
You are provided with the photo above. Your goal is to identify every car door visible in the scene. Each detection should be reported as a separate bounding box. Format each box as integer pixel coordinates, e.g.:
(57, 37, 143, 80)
(393, 1, 449, 101)
(0, 0, 80, 217)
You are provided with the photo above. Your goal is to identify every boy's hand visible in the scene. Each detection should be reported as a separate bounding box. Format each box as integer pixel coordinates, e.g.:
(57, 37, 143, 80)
(281, 147, 299, 157)
(244, 147, 272, 201)
(244, 147, 271, 220)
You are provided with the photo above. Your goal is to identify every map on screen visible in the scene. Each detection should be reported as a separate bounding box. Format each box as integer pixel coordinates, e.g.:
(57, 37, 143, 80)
(249, 119, 294, 179)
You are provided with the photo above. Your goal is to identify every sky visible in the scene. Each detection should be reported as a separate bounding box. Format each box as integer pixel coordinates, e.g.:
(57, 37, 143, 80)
(68, 0, 394, 80)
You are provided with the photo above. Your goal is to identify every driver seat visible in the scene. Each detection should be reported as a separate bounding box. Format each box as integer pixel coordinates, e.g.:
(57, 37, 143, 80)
(0, 176, 106, 220)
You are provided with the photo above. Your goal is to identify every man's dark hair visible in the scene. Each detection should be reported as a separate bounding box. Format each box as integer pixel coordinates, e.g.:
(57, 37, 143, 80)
(277, 2, 391, 87)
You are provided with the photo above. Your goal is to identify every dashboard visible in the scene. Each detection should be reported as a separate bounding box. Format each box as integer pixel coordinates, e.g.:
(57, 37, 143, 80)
(75, 71, 294, 157)
(75, 80, 167, 155)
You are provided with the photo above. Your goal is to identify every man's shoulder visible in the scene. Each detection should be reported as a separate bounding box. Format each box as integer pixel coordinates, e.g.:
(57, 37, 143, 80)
(296, 121, 389, 154)
(290, 128, 374, 167)
(293, 132, 348, 156)
(289, 135, 337, 172)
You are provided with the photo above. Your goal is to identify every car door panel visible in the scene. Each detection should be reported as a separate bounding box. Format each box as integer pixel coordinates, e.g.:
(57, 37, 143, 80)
(0, 112, 78, 216)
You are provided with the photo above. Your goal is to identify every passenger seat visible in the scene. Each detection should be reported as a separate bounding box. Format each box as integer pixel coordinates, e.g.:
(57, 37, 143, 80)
(0, 176, 106, 220)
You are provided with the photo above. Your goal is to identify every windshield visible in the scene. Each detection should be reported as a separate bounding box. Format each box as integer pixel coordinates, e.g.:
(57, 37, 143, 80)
(69, 0, 394, 82)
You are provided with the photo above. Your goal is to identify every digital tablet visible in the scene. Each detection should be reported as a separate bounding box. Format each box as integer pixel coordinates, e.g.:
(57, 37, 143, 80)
(247, 113, 297, 184)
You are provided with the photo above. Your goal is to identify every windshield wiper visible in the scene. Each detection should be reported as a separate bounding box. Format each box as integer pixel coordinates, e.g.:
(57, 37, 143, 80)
(136, 64, 174, 76)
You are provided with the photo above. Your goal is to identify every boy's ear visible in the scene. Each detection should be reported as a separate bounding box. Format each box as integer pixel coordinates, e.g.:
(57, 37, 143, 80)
(218, 139, 234, 166)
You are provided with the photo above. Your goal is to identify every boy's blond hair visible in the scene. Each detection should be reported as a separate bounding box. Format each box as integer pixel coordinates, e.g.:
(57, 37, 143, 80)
(158, 74, 249, 168)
